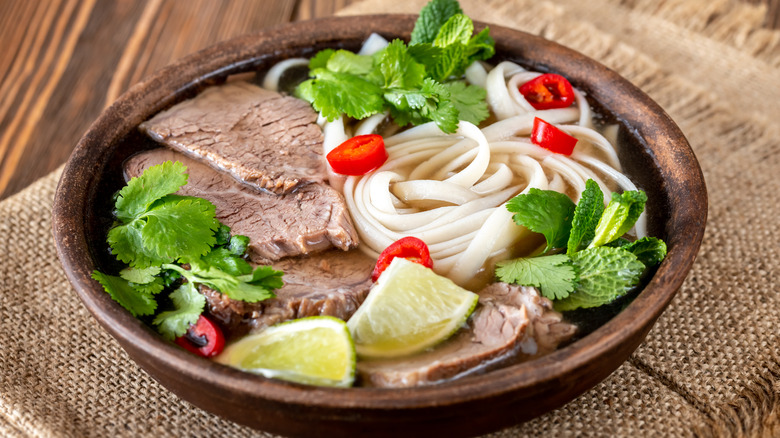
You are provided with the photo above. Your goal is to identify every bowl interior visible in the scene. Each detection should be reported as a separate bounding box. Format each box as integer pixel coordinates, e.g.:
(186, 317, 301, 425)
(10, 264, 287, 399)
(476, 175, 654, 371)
(52, 14, 706, 437)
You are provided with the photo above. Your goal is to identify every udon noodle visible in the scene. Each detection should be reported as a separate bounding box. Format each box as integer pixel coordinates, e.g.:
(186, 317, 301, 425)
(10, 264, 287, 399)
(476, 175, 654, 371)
(264, 35, 646, 288)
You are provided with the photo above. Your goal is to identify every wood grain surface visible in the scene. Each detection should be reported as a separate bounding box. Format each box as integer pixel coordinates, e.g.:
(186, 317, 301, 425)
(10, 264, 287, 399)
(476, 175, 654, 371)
(0, 0, 776, 200)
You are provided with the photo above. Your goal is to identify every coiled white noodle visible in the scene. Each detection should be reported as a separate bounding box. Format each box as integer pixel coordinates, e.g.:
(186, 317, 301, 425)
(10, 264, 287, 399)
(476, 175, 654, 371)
(286, 51, 647, 287)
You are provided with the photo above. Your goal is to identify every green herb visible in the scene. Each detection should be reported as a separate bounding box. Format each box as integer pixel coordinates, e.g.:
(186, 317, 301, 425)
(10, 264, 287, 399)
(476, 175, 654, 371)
(295, 0, 493, 134)
(554, 247, 645, 311)
(495, 254, 576, 300)
(495, 179, 665, 310)
(589, 190, 647, 248)
(506, 188, 575, 252)
(92, 161, 283, 340)
(566, 179, 604, 254)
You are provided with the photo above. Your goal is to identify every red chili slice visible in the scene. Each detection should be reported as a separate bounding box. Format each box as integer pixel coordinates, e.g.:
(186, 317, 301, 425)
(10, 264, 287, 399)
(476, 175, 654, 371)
(518, 73, 575, 110)
(371, 236, 433, 282)
(531, 117, 578, 155)
(327, 134, 388, 176)
(174, 314, 225, 358)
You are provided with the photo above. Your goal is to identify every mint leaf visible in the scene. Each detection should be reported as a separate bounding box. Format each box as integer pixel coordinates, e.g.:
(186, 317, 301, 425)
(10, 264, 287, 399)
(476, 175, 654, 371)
(495, 254, 576, 300)
(410, 0, 463, 45)
(555, 247, 644, 311)
(140, 195, 219, 264)
(506, 188, 576, 252)
(443, 81, 488, 125)
(91, 271, 156, 317)
(114, 161, 188, 222)
(567, 179, 605, 254)
(589, 190, 647, 248)
(622, 237, 667, 267)
(298, 70, 385, 121)
(464, 27, 495, 64)
(434, 14, 472, 47)
(153, 282, 205, 341)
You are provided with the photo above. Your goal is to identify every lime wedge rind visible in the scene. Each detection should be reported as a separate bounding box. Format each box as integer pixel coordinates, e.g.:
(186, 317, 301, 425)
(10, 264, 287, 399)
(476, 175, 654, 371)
(347, 258, 479, 359)
(216, 315, 356, 388)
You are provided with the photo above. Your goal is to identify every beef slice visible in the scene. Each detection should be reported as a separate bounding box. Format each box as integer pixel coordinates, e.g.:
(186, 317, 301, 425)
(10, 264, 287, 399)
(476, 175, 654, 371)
(139, 81, 325, 194)
(356, 283, 577, 387)
(123, 148, 358, 262)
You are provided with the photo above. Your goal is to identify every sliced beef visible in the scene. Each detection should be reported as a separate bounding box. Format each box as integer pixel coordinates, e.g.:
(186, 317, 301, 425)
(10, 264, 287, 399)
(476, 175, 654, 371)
(139, 81, 325, 194)
(123, 148, 358, 262)
(356, 283, 577, 387)
(202, 249, 376, 338)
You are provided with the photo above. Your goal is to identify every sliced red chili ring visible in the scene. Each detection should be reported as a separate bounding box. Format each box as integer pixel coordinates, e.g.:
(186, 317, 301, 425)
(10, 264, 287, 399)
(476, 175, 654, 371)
(174, 314, 225, 358)
(327, 134, 388, 176)
(531, 117, 578, 156)
(371, 236, 433, 282)
(518, 73, 575, 110)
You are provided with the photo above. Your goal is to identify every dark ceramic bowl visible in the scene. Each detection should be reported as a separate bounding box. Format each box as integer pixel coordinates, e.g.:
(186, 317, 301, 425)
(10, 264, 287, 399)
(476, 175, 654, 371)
(52, 15, 707, 438)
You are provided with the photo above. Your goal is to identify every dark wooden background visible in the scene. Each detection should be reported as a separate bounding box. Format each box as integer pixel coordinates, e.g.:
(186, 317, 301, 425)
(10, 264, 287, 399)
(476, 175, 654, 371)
(0, 0, 777, 200)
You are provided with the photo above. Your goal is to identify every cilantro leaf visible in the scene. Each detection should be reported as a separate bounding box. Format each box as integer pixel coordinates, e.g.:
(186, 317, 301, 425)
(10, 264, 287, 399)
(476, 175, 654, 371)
(506, 188, 576, 252)
(91, 271, 156, 317)
(589, 190, 647, 248)
(622, 237, 667, 267)
(298, 70, 385, 121)
(108, 220, 171, 268)
(410, 0, 463, 45)
(130, 277, 165, 296)
(241, 265, 285, 290)
(153, 283, 205, 341)
(495, 254, 576, 300)
(114, 161, 188, 222)
(309, 49, 335, 69)
(443, 81, 488, 125)
(567, 179, 605, 254)
(214, 223, 231, 246)
(228, 235, 250, 256)
(201, 247, 252, 276)
(374, 39, 426, 89)
(120, 266, 161, 284)
(555, 247, 644, 311)
(140, 195, 219, 264)
(326, 50, 374, 75)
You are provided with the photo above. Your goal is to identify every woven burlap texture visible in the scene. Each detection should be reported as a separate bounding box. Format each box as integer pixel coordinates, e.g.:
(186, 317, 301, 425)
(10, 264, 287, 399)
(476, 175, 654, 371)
(1, 0, 778, 436)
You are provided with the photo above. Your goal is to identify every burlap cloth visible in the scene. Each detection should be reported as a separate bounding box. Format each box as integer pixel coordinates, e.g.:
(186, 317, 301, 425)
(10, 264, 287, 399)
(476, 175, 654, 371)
(2, 0, 778, 436)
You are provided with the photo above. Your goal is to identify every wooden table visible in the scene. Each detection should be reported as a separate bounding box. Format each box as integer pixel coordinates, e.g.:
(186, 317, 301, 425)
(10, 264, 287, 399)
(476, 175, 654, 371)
(0, 0, 777, 200)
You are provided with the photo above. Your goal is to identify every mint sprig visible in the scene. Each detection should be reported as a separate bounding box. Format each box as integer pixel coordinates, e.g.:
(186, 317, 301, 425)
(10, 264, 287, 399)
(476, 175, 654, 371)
(496, 179, 665, 310)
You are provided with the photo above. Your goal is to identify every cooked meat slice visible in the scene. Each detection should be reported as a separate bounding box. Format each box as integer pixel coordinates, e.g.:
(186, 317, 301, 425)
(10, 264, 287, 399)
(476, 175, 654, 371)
(139, 81, 325, 194)
(202, 249, 375, 338)
(123, 148, 358, 262)
(356, 283, 576, 387)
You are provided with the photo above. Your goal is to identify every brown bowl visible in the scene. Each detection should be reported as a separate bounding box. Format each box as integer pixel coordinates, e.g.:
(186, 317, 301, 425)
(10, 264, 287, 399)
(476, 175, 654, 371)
(52, 14, 707, 438)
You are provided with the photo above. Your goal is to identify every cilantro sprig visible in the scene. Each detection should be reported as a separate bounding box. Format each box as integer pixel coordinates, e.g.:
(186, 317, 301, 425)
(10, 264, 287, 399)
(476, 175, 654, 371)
(495, 179, 667, 310)
(296, 0, 493, 134)
(92, 162, 283, 340)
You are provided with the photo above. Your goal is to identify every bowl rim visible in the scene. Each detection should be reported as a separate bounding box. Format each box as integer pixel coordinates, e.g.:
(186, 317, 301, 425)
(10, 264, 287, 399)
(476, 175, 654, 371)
(52, 13, 707, 414)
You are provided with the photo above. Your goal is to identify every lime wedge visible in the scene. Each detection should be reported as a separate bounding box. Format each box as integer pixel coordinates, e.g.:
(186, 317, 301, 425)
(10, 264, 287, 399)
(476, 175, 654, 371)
(347, 257, 479, 359)
(215, 316, 355, 387)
